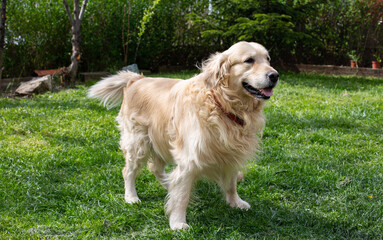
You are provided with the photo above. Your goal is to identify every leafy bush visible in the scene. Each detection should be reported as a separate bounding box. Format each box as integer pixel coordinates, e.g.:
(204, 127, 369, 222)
(3, 0, 383, 77)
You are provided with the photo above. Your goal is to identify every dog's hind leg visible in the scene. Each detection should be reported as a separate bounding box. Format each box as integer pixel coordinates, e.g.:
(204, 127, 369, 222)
(120, 123, 150, 204)
(122, 155, 146, 203)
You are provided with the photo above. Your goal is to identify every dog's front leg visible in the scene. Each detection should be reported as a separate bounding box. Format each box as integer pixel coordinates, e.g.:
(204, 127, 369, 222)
(165, 165, 196, 230)
(222, 171, 250, 210)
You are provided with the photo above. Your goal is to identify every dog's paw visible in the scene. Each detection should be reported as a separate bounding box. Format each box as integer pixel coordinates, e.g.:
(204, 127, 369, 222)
(170, 222, 190, 230)
(236, 199, 251, 210)
(125, 196, 141, 204)
(228, 198, 251, 210)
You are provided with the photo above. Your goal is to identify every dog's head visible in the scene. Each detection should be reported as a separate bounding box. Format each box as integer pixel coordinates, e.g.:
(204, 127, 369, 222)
(202, 41, 279, 100)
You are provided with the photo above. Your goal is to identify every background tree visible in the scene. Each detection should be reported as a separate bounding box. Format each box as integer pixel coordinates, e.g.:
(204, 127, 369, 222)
(312, 0, 383, 65)
(122, 0, 132, 66)
(63, 0, 88, 85)
(2, 0, 382, 79)
(187, 0, 326, 68)
(133, 0, 161, 63)
(5, 0, 69, 78)
(0, 0, 6, 86)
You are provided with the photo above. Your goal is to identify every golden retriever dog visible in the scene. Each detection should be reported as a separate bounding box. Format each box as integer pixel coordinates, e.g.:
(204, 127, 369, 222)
(88, 41, 279, 230)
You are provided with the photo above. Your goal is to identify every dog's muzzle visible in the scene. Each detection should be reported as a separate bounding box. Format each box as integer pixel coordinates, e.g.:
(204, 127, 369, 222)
(242, 70, 279, 100)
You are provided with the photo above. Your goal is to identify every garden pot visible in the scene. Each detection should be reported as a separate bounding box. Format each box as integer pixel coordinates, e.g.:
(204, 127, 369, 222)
(372, 61, 381, 69)
(350, 60, 358, 68)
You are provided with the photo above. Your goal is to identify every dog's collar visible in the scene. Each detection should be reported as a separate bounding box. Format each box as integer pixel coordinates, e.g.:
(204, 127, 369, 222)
(211, 91, 245, 127)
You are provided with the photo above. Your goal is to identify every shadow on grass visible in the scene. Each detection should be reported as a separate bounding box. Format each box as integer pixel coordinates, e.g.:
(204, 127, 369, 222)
(186, 180, 376, 239)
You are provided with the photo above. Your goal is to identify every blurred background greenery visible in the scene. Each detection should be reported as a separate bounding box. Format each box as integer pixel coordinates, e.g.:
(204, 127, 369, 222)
(4, 0, 383, 77)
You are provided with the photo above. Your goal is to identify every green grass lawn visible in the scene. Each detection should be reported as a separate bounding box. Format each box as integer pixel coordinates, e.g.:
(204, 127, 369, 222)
(1, 72, 382, 239)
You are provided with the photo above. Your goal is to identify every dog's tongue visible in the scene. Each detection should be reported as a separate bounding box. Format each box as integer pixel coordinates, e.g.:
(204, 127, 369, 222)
(260, 88, 273, 97)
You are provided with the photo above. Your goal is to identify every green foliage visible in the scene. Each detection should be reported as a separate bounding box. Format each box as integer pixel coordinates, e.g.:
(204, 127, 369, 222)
(374, 54, 382, 63)
(187, 0, 325, 64)
(79, 0, 152, 72)
(305, 0, 383, 65)
(188, 0, 383, 67)
(2, 0, 383, 77)
(5, 0, 208, 76)
(373, 47, 383, 62)
(131, 0, 213, 72)
(347, 50, 361, 62)
(1, 73, 383, 238)
(137, 0, 161, 40)
(5, 0, 70, 77)
(134, 0, 161, 61)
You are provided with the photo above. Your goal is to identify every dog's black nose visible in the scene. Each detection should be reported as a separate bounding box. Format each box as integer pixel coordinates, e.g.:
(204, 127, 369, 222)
(266, 71, 279, 83)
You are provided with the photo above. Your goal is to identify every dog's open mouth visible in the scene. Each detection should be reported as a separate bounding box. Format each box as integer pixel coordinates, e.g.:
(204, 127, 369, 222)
(242, 82, 273, 100)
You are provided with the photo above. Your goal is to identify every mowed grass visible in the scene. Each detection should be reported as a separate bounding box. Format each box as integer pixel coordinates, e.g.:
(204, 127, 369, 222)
(1, 72, 382, 239)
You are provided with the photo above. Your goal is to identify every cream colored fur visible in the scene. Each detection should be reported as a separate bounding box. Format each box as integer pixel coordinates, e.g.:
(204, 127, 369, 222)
(88, 41, 278, 230)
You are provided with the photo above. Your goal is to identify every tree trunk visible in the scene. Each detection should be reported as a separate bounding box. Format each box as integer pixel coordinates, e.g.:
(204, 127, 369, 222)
(122, 0, 131, 66)
(63, 0, 87, 86)
(68, 23, 81, 85)
(0, 0, 7, 88)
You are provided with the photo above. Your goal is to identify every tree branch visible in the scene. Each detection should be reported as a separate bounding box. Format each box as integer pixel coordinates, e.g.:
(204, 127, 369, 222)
(73, 0, 79, 21)
(62, 0, 74, 25)
(79, 0, 88, 21)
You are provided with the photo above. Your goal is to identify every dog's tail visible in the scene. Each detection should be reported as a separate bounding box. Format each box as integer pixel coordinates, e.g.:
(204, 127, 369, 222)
(88, 71, 142, 109)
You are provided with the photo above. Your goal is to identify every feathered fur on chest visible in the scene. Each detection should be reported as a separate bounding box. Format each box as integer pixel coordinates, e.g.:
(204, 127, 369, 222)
(168, 83, 266, 169)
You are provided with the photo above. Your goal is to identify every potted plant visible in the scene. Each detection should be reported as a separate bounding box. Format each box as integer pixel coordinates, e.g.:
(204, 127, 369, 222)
(348, 50, 361, 68)
(372, 53, 381, 69)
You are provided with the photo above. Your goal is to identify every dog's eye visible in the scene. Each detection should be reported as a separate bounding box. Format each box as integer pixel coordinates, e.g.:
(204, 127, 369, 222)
(244, 58, 255, 64)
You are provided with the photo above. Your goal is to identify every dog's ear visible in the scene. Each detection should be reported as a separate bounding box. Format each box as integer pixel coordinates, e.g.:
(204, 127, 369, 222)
(202, 52, 230, 88)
